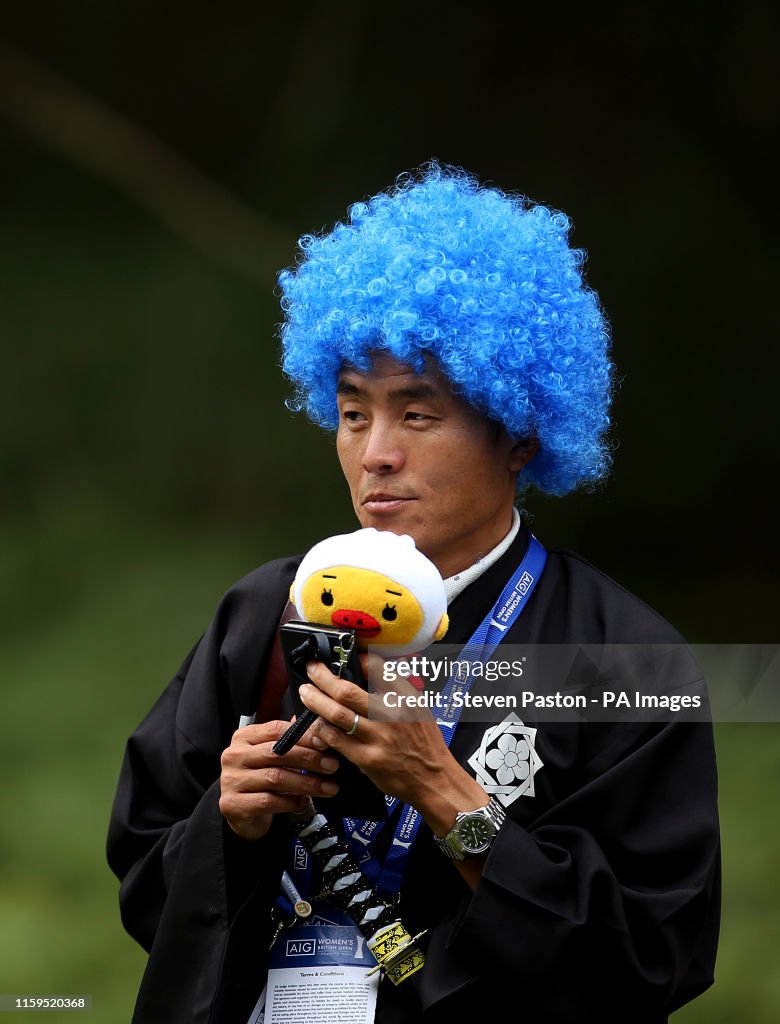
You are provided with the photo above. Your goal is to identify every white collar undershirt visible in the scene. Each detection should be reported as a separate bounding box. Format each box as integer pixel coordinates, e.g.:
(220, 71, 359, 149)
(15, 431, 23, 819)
(443, 507, 521, 605)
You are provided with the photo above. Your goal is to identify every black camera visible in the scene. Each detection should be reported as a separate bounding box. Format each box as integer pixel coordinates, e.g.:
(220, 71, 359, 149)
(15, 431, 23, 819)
(273, 620, 387, 821)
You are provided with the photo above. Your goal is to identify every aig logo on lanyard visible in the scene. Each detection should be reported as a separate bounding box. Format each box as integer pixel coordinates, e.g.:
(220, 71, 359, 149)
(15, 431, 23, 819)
(294, 845, 309, 870)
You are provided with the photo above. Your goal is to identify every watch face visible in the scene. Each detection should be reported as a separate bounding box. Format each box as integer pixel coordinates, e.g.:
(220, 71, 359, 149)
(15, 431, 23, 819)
(458, 815, 494, 853)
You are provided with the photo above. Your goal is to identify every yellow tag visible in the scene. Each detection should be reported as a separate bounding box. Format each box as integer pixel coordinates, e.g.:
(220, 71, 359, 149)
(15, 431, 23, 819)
(367, 921, 425, 986)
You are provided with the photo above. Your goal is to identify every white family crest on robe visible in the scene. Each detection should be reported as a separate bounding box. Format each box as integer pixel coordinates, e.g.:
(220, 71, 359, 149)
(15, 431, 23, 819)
(467, 712, 544, 805)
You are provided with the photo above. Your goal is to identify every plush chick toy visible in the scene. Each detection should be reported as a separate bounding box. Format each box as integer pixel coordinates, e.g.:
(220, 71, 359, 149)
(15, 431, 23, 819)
(291, 527, 449, 656)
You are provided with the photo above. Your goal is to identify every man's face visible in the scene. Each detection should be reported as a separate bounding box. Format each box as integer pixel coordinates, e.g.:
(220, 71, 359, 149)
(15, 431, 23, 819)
(336, 353, 534, 579)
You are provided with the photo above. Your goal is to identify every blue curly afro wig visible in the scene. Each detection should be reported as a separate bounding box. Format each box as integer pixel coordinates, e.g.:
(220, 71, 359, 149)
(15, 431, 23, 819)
(279, 163, 614, 496)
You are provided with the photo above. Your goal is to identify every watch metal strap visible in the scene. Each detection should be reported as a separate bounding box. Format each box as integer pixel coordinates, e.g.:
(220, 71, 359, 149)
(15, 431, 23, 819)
(434, 797, 507, 860)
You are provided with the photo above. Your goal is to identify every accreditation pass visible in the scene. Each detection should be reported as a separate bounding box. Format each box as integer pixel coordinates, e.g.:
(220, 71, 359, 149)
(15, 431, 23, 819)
(247, 921, 379, 1024)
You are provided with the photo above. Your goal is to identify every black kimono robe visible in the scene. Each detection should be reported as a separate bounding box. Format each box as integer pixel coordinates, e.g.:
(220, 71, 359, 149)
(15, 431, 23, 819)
(107, 525, 720, 1023)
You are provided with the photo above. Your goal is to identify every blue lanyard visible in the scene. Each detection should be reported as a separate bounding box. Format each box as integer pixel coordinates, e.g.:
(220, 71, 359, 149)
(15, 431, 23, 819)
(285, 834, 314, 910)
(343, 534, 548, 893)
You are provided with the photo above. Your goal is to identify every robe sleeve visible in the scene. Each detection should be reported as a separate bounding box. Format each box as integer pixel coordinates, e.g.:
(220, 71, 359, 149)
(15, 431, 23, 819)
(432, 551, 721, 1020)
(106, 557, 300, 1024)
(420, 715, 720, 1022)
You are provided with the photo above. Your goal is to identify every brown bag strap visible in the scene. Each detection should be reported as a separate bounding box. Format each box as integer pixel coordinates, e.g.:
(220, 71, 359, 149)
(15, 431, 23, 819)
(255, 600, 297, 723)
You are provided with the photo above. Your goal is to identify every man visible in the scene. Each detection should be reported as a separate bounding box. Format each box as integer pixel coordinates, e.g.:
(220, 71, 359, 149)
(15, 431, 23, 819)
(108, 163, 720, 1023)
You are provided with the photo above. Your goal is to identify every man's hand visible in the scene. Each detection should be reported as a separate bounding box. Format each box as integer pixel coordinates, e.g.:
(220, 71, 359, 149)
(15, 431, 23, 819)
(298, 655, 487, 838)
(219, 719, 341, 841)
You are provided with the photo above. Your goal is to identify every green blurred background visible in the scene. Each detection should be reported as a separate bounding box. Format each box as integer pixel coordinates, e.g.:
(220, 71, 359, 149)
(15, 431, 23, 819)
(1, 2, 778, 1020)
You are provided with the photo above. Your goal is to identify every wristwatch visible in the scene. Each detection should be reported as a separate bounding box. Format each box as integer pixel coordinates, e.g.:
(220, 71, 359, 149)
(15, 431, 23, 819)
(433, 798, 507, 860)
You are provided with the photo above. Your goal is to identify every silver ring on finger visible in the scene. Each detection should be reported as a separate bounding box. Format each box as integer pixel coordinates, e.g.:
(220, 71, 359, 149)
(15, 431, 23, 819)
(345, 711, 360, 736)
